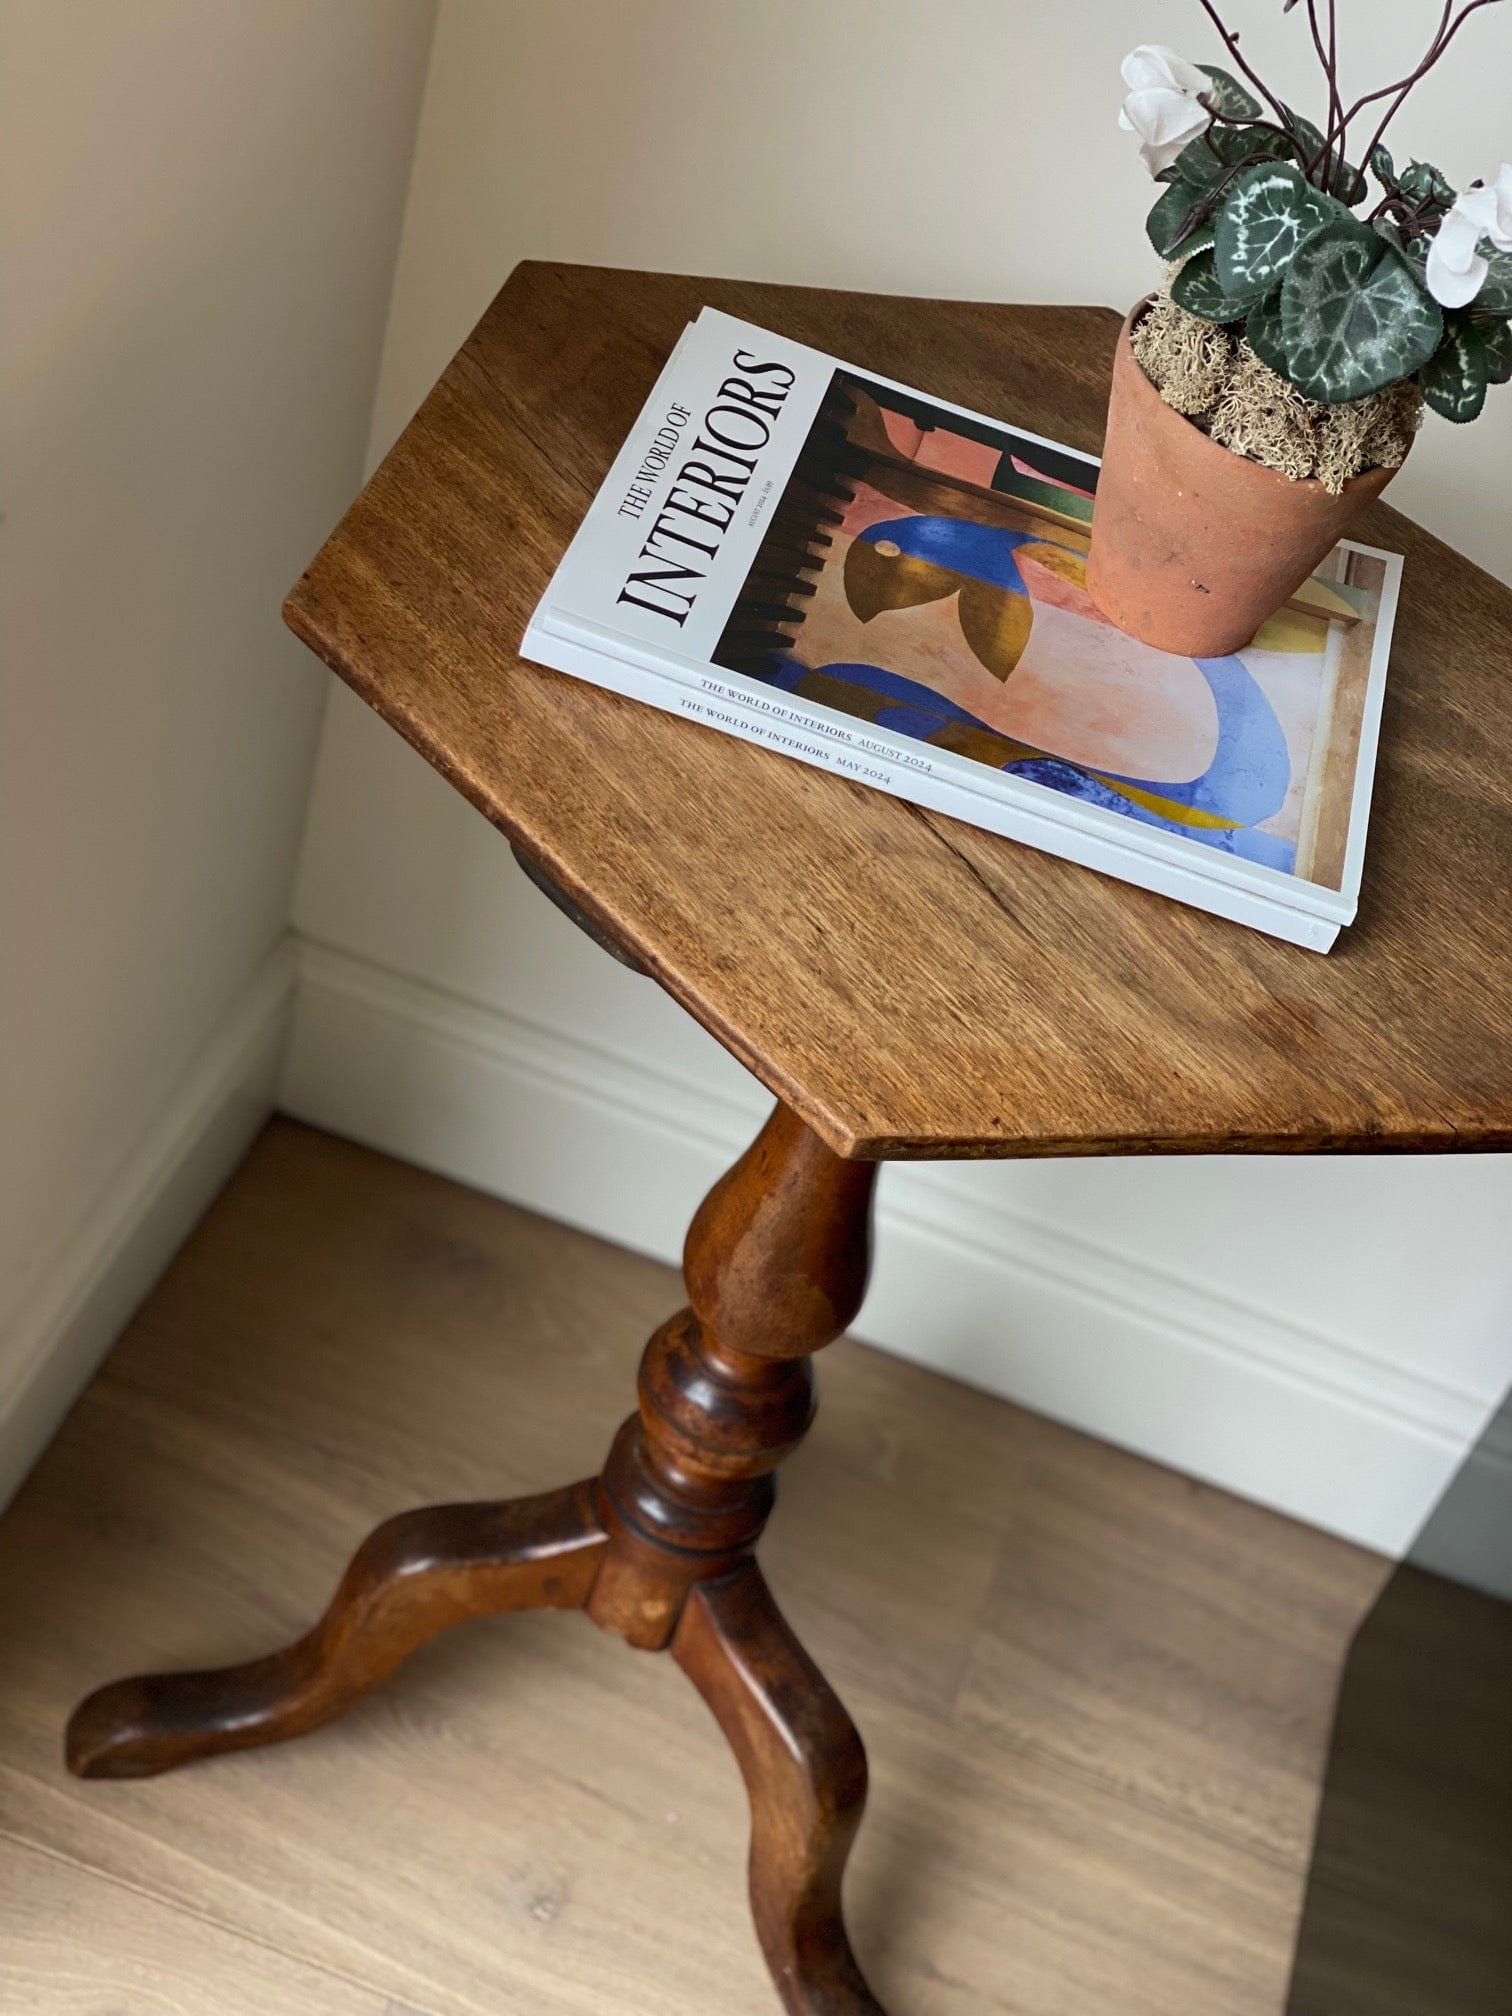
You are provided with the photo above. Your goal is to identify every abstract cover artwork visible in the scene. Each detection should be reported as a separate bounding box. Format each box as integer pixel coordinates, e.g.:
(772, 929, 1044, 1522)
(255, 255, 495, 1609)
(716, 372, 1388, 892)
(525, 310, 1401, 947)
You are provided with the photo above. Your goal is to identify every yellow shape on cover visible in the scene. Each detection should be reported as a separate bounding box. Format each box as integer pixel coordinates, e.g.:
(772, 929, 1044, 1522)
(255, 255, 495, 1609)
(1102, 779, 1243, 830)
(957, 578, 1035, 683)
(1288, 577, 1364, 624)
(1018, 541, 1088, 588)
(843, 544, 956, 622)
(1250, 607, 1330, 654)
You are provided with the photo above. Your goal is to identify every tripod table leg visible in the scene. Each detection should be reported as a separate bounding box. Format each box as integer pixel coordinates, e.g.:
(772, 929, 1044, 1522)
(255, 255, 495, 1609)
(66, 1478, 606, 1780)
(675, 1560, 887, 2016)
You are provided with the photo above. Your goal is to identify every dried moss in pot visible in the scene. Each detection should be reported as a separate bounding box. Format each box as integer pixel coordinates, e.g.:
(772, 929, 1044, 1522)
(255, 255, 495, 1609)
(1132, 292, 1423, 496)
(1087, 303, 1403, 656)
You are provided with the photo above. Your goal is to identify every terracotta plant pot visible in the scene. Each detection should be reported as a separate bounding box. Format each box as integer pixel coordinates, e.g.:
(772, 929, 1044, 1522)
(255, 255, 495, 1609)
(1086, 302, 1404, 657)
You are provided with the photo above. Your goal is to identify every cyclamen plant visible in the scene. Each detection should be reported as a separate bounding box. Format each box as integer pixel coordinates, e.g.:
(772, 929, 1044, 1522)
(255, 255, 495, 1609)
(1120, 3, 1512, 421)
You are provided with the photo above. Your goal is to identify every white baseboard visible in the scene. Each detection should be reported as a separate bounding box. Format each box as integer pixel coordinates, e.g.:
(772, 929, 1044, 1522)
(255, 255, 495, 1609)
(0, 942, 295, 1515)
(12, 929, 1490, 1556)
(282, 938, 1499, 1558)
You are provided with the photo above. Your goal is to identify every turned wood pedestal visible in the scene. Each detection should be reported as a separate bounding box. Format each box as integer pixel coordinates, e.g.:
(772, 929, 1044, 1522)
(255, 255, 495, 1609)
(69, 1093, 885, 2010)
(66, 265, 1512, 2015)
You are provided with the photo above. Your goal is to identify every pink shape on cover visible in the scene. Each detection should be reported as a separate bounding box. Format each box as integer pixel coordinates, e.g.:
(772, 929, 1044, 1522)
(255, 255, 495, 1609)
(1000, 601, 1219, 781)
(916, 433, 1004, 487)
(879, 408, 926, 459)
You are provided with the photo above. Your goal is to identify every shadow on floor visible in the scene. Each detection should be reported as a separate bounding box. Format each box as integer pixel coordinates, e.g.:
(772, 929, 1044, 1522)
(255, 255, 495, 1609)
(1287, 1387, 1512, 2016)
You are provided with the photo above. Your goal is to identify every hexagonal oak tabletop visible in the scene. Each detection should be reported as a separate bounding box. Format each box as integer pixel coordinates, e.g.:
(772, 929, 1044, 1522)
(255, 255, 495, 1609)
(284, 262, 1512, 1161)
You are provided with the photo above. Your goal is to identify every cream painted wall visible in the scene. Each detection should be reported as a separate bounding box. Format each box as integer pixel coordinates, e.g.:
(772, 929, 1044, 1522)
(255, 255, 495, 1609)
(0, 0, 437, 1492)
(287, 0, 1512, 1552)
(369, 0, 1512, 582)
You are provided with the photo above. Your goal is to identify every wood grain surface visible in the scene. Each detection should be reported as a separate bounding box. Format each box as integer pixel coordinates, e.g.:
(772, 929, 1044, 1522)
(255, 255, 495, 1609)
(0, 1835, 414, 2016)
(0, 1121, 1386, 2016)
(283, 263, 1512, 1160)
(60, 1099, 888, 2015)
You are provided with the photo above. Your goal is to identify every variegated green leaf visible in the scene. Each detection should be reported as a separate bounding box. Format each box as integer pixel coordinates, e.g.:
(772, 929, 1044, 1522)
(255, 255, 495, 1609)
(1171, 249, 1256, 325)
(1280, 221, 1444, 403)
(1477, 317, 1512, 385)
(1215, 164, 1347, 299)
(1420, 317, 1489, 422)
(1398, 158, 1455, 211)
(1245, 292, 1290, 376)
(1169, 121, 1284, 192)
(1146, 182, 1218, 260)
(1376, 221, 1434, 305)
(1476, 248, 1512, 317)
(1277, 105, 1366, 204)
(1330, 158, 1369, 207)
(1278, 104, 1322, 154)
(1370, 143, 1397, 190)
(1197, 64, 1262, 121)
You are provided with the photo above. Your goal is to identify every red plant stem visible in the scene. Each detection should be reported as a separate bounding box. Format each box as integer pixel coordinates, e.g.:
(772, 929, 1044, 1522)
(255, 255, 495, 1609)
(1327, 0, 1344, 176)
(1193, 0, 1293, 126)
(1347, 2, 1455, 167)
(1326, 0, 1449, 161)
(1313, 0, 1505, 176)
(1304, 0, 1346, 189)
(1170, 158, 1255, 249)
(1357, 0, 1505, 167)
(1168, 0, 1504, 212)
(1366, 187, 1438, 233)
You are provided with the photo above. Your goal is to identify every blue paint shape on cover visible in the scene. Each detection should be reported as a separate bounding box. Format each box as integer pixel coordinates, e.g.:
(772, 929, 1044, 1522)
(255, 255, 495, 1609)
(857, 515, 1070, 594)
(767, 655, 1294, 867)
(1106, 655, 1291, 828)
(766, 656, 985, 722)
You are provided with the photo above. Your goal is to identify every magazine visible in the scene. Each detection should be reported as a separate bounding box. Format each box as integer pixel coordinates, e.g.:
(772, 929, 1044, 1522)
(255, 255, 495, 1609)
(523, 308, 1402, 952)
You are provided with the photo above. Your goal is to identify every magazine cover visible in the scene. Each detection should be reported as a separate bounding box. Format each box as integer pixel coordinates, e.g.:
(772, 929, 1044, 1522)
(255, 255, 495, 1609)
(525, 309, 1401, 949)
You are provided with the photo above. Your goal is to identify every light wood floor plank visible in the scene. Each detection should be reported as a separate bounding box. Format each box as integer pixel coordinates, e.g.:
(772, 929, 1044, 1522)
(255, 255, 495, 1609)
(0, 1120, 1385, 2015)
(0, 1832, 427, 2014)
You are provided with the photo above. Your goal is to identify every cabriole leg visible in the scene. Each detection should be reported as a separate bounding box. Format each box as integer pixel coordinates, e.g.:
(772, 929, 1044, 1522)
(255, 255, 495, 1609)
(676, 1563, 885, 2016)
(67, 1481, 605, 1779)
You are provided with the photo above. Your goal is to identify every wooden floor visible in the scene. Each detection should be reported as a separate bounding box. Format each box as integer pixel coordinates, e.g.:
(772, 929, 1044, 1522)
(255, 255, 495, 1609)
(0, 1120, 1387, 2015)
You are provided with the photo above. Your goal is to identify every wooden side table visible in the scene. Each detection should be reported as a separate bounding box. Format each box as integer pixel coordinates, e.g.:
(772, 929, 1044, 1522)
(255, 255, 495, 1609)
(65, 265, 1512, 2016)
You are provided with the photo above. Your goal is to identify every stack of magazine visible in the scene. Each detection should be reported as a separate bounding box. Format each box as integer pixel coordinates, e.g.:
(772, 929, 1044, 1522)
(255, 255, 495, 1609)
(524, 307, 1402, 952)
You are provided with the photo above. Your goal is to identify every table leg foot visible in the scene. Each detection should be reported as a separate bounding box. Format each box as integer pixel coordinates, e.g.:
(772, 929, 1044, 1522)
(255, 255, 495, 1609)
(65, 1478, 606, 1780)
(675, 1562, 887, 2016)
(66, 1102, 889, 2013)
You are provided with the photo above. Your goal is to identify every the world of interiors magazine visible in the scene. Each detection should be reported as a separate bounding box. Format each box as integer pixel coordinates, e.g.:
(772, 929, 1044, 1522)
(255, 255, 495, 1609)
(523, 307, 1402, 952)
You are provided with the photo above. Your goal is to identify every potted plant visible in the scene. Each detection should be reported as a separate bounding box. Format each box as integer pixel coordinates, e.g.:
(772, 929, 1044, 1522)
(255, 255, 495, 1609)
(1085, 2, 1511, 656)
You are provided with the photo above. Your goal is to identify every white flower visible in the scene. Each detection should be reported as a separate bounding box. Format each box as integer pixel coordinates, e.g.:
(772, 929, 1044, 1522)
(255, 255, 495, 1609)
(1425, 164, 1512, 309)
(1119, 45, 1214, 178)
